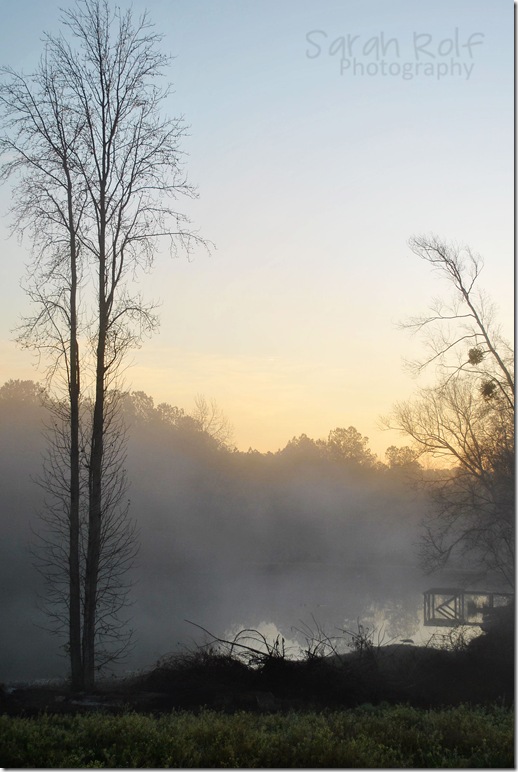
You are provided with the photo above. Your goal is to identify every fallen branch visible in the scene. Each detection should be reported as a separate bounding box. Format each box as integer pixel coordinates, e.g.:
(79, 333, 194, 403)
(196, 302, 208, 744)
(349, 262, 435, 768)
(184, 619, 278, 661)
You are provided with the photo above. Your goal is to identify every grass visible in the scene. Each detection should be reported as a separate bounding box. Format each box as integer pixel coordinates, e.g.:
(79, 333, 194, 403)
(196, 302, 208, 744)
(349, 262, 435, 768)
(0, 703, 513, 768)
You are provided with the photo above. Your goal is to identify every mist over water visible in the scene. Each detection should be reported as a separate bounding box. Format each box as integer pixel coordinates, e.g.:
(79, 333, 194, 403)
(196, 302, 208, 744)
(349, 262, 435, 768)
(1, 382, 432, 682)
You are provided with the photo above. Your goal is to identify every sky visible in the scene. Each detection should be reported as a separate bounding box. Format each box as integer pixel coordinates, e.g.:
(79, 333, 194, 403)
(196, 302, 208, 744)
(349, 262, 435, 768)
(0, 0, 513, 458)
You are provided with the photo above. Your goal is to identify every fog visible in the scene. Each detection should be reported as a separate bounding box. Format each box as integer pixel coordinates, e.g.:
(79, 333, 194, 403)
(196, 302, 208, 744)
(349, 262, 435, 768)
(1, 381, 433, 682)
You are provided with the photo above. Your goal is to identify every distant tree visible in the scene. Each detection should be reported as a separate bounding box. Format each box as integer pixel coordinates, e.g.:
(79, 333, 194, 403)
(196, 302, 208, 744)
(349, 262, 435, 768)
(385, 445, 421, 472)
(0, 0, 206, 688)
(120, 391, 157, 425)
(156, 402, 190, 428)
(390, 235, 514, 587)
(0, 379, 45, 404)
(325, 426, 376, 467)
(0, 380, 48, 439)
(278, 428, 378, 469)
(279, 433, 323, 460)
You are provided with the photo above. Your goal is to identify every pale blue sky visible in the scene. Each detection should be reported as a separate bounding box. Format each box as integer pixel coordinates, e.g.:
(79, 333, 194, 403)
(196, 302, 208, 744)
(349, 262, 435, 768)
(0, 0, 513, 456)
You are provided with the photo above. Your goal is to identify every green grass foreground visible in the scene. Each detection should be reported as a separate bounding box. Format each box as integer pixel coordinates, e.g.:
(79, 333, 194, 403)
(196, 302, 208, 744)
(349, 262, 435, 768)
(0, 703, 513, 768)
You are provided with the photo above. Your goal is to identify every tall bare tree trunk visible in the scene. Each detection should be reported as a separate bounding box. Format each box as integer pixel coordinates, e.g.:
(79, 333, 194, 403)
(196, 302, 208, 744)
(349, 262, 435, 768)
(83, 248, 107, 689)
(67, 188, 82, 690)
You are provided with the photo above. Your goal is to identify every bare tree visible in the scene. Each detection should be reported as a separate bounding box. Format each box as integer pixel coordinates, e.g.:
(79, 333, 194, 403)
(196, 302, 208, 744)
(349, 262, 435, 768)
(394, 376, 514, 586)
(404, 235, 514, 409)
(191, 394, 234, 448)
(0, 49, 88, 688)
(0, 0, 206, 688)
(389, 235, 514, 587)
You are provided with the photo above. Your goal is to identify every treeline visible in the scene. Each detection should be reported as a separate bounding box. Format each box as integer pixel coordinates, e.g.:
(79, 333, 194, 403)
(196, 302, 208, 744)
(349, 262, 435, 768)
(0, 378, 428, 681)
(0, 377, 427, 478)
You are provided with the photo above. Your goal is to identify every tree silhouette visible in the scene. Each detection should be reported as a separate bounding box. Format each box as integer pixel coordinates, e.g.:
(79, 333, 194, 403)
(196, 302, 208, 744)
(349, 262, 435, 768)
(390, 236, 514, 586)
(0, 0, 207, 688)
